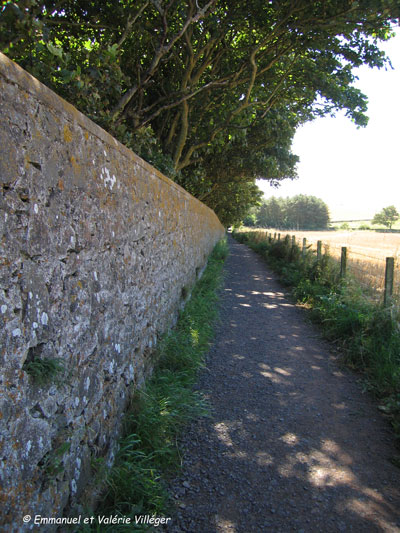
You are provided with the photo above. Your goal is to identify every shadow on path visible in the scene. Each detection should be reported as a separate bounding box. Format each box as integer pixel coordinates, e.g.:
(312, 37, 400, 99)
(167, 236, 400, 533)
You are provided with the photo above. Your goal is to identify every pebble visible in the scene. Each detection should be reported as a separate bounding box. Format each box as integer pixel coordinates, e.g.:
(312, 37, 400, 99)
(161, 238, 400, 532)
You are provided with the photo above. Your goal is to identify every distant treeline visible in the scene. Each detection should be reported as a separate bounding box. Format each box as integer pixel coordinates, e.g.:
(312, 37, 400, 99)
(244, 195, 330, 230)
(331, 219, 372, 223)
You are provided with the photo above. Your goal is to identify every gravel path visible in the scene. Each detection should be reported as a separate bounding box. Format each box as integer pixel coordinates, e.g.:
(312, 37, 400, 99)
(165, 236, 400, 532)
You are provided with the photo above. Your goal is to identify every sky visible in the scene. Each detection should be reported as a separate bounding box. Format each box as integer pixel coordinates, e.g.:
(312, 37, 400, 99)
(257, 30, 400, 221)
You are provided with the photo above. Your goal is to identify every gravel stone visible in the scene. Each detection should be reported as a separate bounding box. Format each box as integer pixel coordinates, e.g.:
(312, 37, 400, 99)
(164, 236, 400, 532)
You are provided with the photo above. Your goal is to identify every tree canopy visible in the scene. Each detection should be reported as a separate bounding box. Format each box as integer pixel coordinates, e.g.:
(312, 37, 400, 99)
(255, 195, 330, 230)
(372, 205, 399, 229)
(1, 1, 399, 225)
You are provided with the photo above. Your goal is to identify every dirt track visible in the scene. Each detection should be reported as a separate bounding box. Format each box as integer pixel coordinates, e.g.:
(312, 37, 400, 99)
(166, 236, 400, 532)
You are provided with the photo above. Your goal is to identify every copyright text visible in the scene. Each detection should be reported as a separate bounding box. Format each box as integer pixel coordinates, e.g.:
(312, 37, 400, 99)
(23, 514, 171, 527)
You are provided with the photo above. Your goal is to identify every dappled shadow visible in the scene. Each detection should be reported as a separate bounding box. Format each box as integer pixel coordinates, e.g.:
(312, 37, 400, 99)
(167, 237, 400, 533)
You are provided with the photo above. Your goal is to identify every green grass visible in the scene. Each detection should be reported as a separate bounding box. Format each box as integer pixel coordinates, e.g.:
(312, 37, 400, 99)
(23, 356, 66, 386)
(79, 237, 228, 531)
(233, 230, 400, 444)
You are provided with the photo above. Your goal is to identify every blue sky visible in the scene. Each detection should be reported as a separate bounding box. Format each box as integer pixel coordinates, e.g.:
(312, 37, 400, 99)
(257, 31, 400, 221)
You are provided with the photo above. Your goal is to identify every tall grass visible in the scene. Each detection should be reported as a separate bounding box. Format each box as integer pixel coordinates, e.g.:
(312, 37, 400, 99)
(251, 228, 400, 298)
(79, 238, 228, 531)
(233, 230, 400, 443)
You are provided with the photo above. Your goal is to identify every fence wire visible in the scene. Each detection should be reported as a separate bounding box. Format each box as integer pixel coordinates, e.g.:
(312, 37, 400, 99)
(268, 232, 398, 305)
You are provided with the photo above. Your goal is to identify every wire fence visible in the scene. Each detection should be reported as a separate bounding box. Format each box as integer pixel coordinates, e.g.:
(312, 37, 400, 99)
(254, 230, 399, 306)
(294, 233, 397, 303)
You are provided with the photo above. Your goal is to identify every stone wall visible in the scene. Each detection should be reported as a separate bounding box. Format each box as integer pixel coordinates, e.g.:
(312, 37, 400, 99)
(0, 52, 224, 529)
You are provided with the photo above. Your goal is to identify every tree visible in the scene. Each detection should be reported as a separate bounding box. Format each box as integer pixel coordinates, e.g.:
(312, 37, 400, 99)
(242, 211, 257, 227)
(254, 195, 330, 229)
(285, 195, 330, 230)
(257, 197, 286, 228)
(1, 1, 399, 225)
(372, 206, 399, 229)
(203, 179, 263, 227)
(179, 107, 300, 221)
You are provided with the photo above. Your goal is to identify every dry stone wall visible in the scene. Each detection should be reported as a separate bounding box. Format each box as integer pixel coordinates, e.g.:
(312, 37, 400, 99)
(0, 52, 224, 530)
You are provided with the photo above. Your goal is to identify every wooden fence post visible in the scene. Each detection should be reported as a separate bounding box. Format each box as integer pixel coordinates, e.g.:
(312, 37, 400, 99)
(317, 240, 322, 262)
(302, 238, 307, 258)
(274, 232, 277, 241)
(384, 257, 394, 307)
(278, 233, 281, 242)
(340, 247, 347, 278)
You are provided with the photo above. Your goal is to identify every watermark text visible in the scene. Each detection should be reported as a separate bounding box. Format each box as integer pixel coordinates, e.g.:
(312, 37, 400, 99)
(22, 514, 171, 527)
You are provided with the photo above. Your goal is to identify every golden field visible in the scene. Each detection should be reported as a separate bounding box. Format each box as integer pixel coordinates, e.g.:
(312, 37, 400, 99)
(287, 231, 400, 297)
(241, 229, 400, 299)
(278, 230, 400, 260)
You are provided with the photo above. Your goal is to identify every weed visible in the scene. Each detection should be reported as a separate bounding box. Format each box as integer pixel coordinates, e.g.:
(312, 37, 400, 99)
(23, 356, 65, 386)
(40, 441, 71, 479)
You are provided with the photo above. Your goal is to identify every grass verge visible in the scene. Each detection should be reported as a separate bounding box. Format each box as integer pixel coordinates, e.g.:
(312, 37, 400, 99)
(79, 237, 228, 531)
(233, 230, 400, 445)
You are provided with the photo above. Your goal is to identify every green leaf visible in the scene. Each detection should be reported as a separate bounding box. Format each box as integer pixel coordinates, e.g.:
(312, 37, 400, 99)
(46, 42, 63, 58)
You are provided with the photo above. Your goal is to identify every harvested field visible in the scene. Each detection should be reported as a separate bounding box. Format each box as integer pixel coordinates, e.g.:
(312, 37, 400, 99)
(279, 230, 400, 261)
(290, 231, 400, 299)
(241, 229, 400, 301)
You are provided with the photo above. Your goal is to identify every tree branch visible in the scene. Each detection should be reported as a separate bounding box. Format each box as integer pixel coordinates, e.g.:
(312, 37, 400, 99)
(117, 2, 150, 49)
(110, 0, 217, 121)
